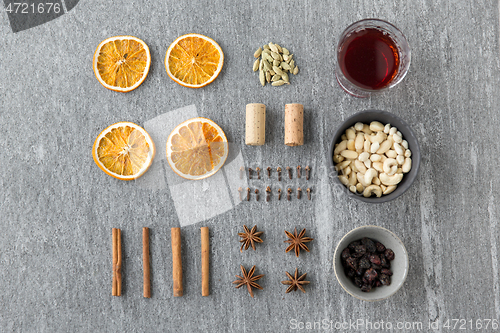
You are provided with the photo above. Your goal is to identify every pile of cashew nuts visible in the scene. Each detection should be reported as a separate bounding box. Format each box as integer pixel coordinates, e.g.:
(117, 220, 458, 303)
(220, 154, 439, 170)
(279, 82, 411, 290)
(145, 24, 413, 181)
(333, 121, 412, 198)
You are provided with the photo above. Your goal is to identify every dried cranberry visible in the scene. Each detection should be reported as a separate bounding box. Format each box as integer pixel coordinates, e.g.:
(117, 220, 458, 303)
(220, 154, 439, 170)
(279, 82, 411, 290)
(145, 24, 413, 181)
(375, 280, 382, 287)
(364, 268, 378, 283)
(360, 284, 372, 292)
(381, 268, 393, 276)
(384, 249, 395, 261)
(379, 274, 391, 286)
(348, 241, 360, 250)
(375, 242, 386, 253)
(346, 257, 358, 270)
(362, 237, 376, 253)
(371, 264, 382, 271)
(369, 254, 381, 265)
(341, 248, 351, 260)
(356, 267, 365, 276)
(359, 257, 371, 269)
(345, 268, 355, 278)
(354, 277, 363, 288)
(354, 244, 366, 255)
(379, 254, 388, 267)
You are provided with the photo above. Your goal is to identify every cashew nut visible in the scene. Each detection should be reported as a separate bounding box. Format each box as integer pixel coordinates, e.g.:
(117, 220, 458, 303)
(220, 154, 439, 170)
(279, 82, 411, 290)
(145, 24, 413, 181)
(379, 173, 403, 186)
(364, 168, 378, 185)
(333, 154, 344, 164)
(364, 140, 371, 153)
(356, 183, 364, 193)
(393, 133, 403, 143)
(394, 142, 404, 156)
(370, 154, 382, 162)
(358, 152, 370, 162)
(402, 157, 412, 173)
(372, 176, 381, 185)
(349, 185, 357, 193)
(396, 155, 405, 165)
(341, 134, 347, 141)
(338, 175, 349, 186)
(363, 185, 382, 198)
(357, 172, 369, 187)
(402, 140, 409, 149)
(384, 123, 391, 134)
(335, 160, 350, 171)
(334, 140, 347, 155)
(354, 159, 367, 174)
(383, 158, 398, 175)
(369, 121, 385, 132)
(389, 127, 397, 135)
(369, 131, 387, 144)
(380, 185, 387, 192)
(363, 159, 371, 169)
(354, 122, 364, 131)
(347, 139, 355, 151)
(342, 166, 351, 176)
(373, 162, 384, 173)
(405, 149, 412, 158)
(340, 150, 358, 159)
(377, 139, 393, 154)
(346, 128, 356, 140)
(385, 149, 397, 158)
(348, 172, 357, 186)
(355, 133, 365, 150)
(350, 161, 359, 173)
(383, 185, 397, 195)
(361, 124, 373, 134)
(370, 142, 380, 154)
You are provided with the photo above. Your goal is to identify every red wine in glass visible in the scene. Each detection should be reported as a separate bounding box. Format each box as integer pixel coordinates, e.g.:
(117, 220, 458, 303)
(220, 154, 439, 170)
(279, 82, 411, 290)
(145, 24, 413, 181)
(338, 28, 400, 90)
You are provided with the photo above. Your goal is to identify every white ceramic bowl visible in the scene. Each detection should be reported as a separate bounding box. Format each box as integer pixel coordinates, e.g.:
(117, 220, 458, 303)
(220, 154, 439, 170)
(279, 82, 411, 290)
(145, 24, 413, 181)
(333, 225, 409, 301)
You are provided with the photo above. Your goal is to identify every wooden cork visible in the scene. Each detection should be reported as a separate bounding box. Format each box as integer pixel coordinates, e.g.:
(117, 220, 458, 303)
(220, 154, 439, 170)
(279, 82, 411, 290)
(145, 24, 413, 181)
(284, 103, 304, 146)
(245, 103, 266, 145)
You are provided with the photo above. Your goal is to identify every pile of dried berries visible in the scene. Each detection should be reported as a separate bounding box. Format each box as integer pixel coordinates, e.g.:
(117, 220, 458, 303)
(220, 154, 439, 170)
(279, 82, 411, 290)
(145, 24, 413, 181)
(341, 237, 395, 292)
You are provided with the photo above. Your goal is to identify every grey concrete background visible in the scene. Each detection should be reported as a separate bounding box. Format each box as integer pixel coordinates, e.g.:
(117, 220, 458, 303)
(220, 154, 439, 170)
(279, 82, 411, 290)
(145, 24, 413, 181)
(1, 0, 500, 332)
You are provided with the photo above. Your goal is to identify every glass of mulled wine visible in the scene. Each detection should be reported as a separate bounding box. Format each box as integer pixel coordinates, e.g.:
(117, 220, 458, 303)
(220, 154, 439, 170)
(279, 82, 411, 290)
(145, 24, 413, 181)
(335, 19, 411, 98)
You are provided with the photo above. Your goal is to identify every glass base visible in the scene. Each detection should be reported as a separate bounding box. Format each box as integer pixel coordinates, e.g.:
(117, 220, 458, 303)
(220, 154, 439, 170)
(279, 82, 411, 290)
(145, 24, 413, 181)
(335, 71, 371, 98)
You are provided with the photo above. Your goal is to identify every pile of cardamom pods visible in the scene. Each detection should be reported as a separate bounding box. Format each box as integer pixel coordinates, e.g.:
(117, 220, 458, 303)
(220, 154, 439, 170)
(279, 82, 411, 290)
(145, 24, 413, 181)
(253, 42, 299, 87)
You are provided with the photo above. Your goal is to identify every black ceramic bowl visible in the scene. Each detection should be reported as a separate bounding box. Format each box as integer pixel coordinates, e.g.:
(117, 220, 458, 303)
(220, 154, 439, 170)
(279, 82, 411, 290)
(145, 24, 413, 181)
(328, 110, 420, 203)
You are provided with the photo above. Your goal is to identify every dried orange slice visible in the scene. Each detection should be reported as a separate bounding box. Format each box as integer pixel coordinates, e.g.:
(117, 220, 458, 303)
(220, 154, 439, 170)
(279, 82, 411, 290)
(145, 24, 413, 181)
(93, 36, 151, 92)
(165, 33, 224, 88)
(92, 122, 156, 180)
(166, 118, 228, 180)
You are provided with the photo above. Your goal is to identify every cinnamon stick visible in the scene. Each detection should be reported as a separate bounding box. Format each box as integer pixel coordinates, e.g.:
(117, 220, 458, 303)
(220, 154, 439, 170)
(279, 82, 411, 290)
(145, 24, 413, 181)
(201, 227, 209, 296)
(171, 228, 183, 297)
(143, 227, 151, 298)
(112, 228, 122, 296)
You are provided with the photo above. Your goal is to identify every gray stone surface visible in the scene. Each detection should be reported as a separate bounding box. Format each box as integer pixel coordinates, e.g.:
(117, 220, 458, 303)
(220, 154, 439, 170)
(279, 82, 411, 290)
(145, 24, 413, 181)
(1, 0, 500, 332)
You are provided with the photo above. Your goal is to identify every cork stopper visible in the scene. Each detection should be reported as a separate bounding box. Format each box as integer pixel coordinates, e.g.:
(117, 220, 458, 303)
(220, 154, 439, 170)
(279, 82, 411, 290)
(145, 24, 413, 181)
(245, 103, 266, 145)
(284, 103, 304, 146)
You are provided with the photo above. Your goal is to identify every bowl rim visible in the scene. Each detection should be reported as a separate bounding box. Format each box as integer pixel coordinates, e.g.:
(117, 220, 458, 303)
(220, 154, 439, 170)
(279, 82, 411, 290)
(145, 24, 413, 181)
(333, 225, 409, 302)
(328, 109, 420, 203)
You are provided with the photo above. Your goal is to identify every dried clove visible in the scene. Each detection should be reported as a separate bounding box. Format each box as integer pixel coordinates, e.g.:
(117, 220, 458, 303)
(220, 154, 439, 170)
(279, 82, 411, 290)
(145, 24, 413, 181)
(297, 165, 302, 178)
(278, 188, 282, 200)
(297, 187, 302, 199)
(277, 167, 282, 181)
(305, 166, 311, 180)
(286, 166, 292, 179)
(266, 167, 271, 178)
(247, 188, 251, 201)
(255, 189, 259, 201)
(287, 188, 292, 201)
(256, 167, 261, 179)
(306, 188, 311, 200)
(248, 168, 253, 179)
(266, 186, 271, 202)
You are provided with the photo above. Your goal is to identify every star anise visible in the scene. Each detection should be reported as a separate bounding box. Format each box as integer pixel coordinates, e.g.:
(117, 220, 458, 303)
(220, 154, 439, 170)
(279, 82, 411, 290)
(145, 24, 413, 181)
(238, 225, 263, 252)
(281, 268, 310, 293)
(232, 265, 264, 298)
(284, 227, 313, 257)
